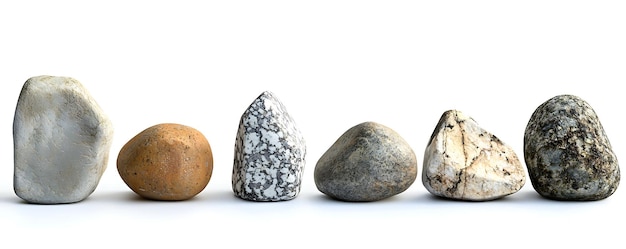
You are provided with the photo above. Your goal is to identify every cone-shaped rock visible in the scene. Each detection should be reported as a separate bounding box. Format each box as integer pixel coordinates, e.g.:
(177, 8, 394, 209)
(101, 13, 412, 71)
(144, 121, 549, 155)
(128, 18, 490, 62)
(423, 110, 525, 201)
(524, 94, 620, 201)
(314, 122, 417, 202)
(232, 91, 306, 201)
(13, 75, 114, 204)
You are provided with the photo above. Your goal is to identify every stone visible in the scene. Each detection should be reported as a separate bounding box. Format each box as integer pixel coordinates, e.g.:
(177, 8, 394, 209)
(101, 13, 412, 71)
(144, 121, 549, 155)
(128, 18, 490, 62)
(232, 91, 306, 201)
(524, 94, 620, 201)
(117, 123, 213, 201)
(13, 75, 114, 204)
(314, 121, 417, 202)
(422, 110, 526, 201)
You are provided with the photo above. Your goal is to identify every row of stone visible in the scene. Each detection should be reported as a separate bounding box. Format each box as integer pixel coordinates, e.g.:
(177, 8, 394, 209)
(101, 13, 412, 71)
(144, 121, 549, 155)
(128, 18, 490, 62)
(12, 76, 620, 204)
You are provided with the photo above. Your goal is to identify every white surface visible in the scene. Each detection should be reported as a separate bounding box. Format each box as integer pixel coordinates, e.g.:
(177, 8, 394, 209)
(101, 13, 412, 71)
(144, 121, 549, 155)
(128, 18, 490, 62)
(1, 1, 624, 248)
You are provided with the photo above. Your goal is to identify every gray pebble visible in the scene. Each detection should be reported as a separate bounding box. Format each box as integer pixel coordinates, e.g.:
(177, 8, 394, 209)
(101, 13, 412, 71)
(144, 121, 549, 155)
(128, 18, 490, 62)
(314, 122, 417, 202)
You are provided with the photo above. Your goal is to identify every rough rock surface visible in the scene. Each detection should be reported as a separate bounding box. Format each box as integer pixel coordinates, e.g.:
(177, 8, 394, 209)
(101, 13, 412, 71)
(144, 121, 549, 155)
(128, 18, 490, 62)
(524, 94, 620, 201)
(117, 123, 213, 201)
(13, 75, 114, 204)
(232, 91, 306, 201)
(422, 110, 525, 201)
(314, 122, 417, 202)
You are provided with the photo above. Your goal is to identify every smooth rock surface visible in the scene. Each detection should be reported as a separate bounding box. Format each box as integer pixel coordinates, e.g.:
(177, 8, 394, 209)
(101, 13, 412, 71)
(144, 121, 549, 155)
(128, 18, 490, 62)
(13, 75, 114, 204)
(524, 94, 620, 200)
(423, 110, 525, 201)
(314, 122, 417, 202)
(117, 123, 213, 201)
(232, 91, 306, 201)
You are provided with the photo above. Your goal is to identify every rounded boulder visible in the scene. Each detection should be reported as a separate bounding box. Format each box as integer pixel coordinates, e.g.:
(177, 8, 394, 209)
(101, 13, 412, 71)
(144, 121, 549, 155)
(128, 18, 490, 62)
(314, 122, 417, 202)
(117, 123, 213, 201)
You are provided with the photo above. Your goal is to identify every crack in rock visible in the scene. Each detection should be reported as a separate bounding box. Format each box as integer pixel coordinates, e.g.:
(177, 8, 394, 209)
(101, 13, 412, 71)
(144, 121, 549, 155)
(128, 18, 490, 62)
(423, 110, 525, 201)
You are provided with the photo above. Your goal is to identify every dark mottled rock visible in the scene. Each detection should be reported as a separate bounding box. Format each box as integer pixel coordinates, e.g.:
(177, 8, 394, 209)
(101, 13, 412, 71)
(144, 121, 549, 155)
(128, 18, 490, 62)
(423, 110, 526, 201)
(524, 94, 620, 200)
(232, 91, 306, 201)
(314, 122, 417, 202)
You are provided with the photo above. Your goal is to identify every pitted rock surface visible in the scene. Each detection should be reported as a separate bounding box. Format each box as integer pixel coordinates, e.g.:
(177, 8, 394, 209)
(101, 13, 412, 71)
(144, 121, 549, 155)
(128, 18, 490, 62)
(524, 94, 620, 200)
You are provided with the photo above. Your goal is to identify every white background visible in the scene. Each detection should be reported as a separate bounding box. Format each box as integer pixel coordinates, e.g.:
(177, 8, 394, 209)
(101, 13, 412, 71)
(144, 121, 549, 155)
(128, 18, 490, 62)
(1, 1, 624, 248)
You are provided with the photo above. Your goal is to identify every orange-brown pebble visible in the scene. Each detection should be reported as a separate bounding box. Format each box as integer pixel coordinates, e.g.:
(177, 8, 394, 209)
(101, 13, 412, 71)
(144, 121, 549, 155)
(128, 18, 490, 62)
(117, 123, 213, 201)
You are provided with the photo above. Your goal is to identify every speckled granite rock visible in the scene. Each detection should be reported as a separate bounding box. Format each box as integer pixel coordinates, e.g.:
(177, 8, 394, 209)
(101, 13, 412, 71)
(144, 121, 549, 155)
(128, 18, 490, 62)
(117, 123, 213, 201)
(232, 91, 306, 201)
(524, 95, 620, 201)
(13, 76, 113, 204)
(422, 110, 525, 201)
(314, 122, 417, 202)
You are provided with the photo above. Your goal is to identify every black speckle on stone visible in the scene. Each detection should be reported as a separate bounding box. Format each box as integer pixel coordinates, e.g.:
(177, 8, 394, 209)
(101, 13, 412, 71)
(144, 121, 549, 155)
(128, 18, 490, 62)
(524, 94, 620, 201)
(232, 91, 306, 202)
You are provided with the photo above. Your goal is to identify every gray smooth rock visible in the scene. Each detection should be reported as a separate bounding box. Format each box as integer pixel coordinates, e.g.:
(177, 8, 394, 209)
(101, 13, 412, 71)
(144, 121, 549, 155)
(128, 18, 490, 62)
(13, 75, 114, 204)
(314, 122, 417, 202)
(423, 110, 526, 201)
(524, 94, 620, 200)
(232, 91, 306, 201)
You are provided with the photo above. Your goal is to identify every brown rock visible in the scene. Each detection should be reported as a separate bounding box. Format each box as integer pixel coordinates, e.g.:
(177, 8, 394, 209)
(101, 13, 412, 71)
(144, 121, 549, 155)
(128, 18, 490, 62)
(117, 123, 213, 200)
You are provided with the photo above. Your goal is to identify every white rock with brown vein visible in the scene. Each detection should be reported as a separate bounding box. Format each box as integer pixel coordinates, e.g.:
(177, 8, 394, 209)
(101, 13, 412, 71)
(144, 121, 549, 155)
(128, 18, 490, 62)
(422, 110, 525, 201)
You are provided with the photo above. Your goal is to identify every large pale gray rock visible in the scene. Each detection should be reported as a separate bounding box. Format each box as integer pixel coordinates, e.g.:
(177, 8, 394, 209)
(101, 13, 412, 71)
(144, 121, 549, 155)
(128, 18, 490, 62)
(423, 110, 526, 201)
(524, 94, 620, 200)
(314, 122, 417, 202)
(13, 76, 114, 204)
(232, 91, 306, 201)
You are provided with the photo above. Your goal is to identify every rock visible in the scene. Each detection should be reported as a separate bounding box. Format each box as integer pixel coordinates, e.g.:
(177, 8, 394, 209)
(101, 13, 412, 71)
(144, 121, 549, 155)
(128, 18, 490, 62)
(314, 122, 417, 202)
(524, 94, 620, 200)
(13, 75, 114, 204)
(422, 110, 525, 201)
(117, 123, 213, 201)
(232, 91, 306, 201)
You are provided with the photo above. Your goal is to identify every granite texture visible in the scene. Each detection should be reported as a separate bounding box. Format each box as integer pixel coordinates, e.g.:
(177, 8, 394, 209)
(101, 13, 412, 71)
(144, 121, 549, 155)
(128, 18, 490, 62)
(423, 110, 526, 201)
(524, 94, 620, 200)
(232, 91, 306, 201)
(117, 123, 213, 201)
(13, 75, 113, 204)
(314, 122, 417, 202)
